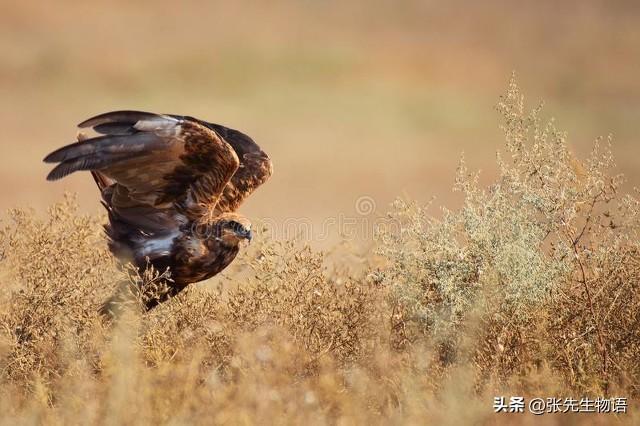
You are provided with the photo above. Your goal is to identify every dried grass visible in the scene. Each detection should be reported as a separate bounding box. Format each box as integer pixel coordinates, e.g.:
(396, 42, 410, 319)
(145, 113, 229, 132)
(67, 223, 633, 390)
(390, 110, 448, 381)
(0, 79, 638, 424)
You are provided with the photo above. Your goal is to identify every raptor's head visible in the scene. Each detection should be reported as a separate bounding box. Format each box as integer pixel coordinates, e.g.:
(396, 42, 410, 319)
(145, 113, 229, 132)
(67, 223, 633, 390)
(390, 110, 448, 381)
(214, 213, 253, 246)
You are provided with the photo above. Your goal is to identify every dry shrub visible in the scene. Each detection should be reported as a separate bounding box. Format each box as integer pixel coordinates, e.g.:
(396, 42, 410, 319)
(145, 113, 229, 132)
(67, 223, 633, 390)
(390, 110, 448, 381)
(224, 240, 379, 364)
(0, 193, 115, 384)
(378, 76, 640, 397)
(0, 79, 638, 424)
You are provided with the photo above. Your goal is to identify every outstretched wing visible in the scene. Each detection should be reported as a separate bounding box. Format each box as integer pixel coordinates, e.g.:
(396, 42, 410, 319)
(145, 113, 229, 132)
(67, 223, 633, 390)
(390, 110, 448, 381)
(176, 116, 273, 213)
(44, 111, 240, 230)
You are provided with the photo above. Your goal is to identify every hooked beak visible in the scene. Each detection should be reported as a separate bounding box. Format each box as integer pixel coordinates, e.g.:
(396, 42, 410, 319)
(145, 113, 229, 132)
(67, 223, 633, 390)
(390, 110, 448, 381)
(244, 229, 253, 243)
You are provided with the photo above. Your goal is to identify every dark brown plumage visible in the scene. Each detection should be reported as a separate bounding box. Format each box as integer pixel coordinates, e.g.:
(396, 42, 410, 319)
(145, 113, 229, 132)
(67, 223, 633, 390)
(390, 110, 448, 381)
(44, 111, 273, 310)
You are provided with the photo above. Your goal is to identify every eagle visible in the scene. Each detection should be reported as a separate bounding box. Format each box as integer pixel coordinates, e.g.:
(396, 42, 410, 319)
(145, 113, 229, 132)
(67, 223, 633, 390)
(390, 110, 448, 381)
(44, 111, 273, 310)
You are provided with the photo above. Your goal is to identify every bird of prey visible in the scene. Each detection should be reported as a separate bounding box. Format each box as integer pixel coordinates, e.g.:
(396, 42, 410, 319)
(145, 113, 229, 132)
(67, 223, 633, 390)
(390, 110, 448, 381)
(44, 111, 273, 310)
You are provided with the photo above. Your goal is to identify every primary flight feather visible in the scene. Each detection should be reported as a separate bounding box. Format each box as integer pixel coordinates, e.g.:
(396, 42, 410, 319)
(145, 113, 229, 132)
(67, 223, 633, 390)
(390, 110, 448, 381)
(44, 111, 273, 310)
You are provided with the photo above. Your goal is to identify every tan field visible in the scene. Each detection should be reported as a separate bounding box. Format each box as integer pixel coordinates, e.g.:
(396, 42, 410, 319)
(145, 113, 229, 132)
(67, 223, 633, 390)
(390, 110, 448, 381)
(3, 0, 640, 236)
(1, 0, 640, 424)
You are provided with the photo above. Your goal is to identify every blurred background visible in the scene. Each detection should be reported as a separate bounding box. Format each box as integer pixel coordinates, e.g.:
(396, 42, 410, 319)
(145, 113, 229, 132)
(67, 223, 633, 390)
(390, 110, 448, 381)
(1, 0, 639, 244)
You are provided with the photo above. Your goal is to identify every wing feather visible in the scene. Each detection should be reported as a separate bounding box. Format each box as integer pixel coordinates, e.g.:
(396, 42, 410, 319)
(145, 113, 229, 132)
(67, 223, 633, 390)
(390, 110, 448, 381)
(44, 110, 240, 227)
(78, 110, 165, 129)
(175, 117, 273, 213)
